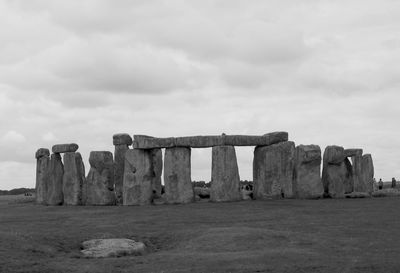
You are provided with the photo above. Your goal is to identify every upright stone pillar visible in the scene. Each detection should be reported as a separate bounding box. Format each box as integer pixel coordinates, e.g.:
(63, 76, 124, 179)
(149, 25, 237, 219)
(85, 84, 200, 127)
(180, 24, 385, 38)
(346, 149, 364, 192)
(164, 147, 194, 204)
(253, 141, 295, 199)
(85, 151, 116, 205)
(63, 152, 85, 205)
(35, 148, 50, 204)
(150, 149, 163, 198)
(293, 145, 323, 199)
(123, 149, 154, 205)
(361, 154, 374, 194)
(210, 145, 241, 202)
(47, 153, 64, 205)
(322, 146, 346, 198)
(113, 133, 132, 205)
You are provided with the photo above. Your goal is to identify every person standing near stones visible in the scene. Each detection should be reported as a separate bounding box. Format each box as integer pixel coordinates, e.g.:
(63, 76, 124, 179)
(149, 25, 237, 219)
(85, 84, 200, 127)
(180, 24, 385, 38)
(378, 178, 383, 190)
(392, 177, 397, 188)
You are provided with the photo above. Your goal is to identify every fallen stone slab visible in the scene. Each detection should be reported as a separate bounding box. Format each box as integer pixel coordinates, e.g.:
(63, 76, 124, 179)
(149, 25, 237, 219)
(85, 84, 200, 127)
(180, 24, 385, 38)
(35, 148, 50, 159)
(133, 132, 288, 149)
(81, 238, 146, 258)
(113, 133, 133, 146)
(345, 192, 371, 198)
(52, 143, 79, 153)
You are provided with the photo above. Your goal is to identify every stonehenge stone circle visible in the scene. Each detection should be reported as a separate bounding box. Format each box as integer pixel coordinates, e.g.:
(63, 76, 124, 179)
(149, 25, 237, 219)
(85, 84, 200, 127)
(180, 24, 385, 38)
(210, 145, 241, 202)
(52, 143, 79, 154)
(322, 146, 347, 198)
(253, 141, 295, 199)
(293, 145, 323, 199)
(164, 147, 194, 204)
(46, 153, 64, 205)
(361, 154, 374, 194)
(123, 149, 154, 205)
(35, 148, 50, 204)
(85, 151, 116, 205)
(62, 152, 85, 205)
(150, 149, 163, 198)
(113, 133, 132, 205)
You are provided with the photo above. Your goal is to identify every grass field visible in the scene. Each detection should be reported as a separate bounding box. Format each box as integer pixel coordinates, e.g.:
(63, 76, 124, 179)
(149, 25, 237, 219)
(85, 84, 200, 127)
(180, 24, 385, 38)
(2, 195, 400, 273)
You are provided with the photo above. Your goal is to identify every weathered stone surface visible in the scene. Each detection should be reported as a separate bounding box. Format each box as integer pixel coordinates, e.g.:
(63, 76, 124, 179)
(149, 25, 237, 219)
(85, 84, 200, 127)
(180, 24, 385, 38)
(85, 151, 116, 205)
(164, 147, 194, 204)
(46, 153, 64, 205)
(351, 154, 364, 192)
(63, 152, 85, 205)
(123, 149, 154, 205)
(113, 133, 133, 146)
(35, 153, 50, 204)
(293, 145, 323, 199)
(210, 146, 241, 202)
(52, 143, 79, 153)
(322, 146, 346, 198)
(361, 154, 374, 194)
(114, 144, 130, 205)
(344, 148, 363, 157)
(81, 238, 146, 258)
(150, 149, 162, 198)
(253, 141, 295, 199)
(133, 132, 288, 149)
(343, 158, 353, 194)
(35, 148, 50, 159)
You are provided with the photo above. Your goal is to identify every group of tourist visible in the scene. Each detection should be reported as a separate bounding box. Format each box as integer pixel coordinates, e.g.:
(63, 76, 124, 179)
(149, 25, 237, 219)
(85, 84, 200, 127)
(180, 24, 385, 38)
(376, 178, 397, 190)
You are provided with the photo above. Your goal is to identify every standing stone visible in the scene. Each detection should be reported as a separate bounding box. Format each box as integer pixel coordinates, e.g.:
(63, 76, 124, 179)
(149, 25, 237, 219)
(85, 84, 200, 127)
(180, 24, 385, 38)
(322, 146, 346, 198)
(293, 145, 323, 199)
(85, 151, 116, 205)
(113, 133, 133, 205)
(47, 153, 64, 205)
(210, 146, 241, 202)
(35, 148, 50, 204)
(350, 150, 364, 193)
(164, 147, 194, 204)
(63, 152, 85, 205)
(253, 141, 295, 199)
(150, 149, 162, 198)
(123, 149, 154, 205)
(343, 158, 353, 194)
(361, 154, 374, 194)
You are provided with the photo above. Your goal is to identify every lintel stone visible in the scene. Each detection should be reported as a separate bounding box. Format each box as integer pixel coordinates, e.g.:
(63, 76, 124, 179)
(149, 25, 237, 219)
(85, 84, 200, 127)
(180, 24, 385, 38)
(52, 143, 79, 153)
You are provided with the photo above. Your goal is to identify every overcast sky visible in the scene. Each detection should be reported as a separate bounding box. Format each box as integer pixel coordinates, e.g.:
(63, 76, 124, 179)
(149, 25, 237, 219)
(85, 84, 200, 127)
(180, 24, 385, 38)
(1, 0, 399, 190)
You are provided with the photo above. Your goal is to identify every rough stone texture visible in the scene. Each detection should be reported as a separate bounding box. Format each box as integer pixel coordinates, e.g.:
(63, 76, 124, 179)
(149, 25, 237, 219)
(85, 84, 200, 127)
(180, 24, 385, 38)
(46, 153, 64, 205)
(52, 143, 79, 153)
(114, 144, 130, 205)
(253, 141, 295, 199)
(113, 133, 133, 146)
(150, 149, 163, 198)
(343, 158, 354, 193)
(322, 146, 346, 198)
(35, 152, 50, 204)
(210, 146, 241, 202)
(344, 148, 363, 157)
(35, 148, 50, 159)
(133, 132, 288, 149)
(85, 151, 116, 205)
(62, 152, 85, 205)
(361, 154, 374, 194)
(351, 153, 363, 192)
(123, 149, 154, 205)
(164, 147, 194, 204)
(81, 239, 146, 258)
(293, 145, 323, 199)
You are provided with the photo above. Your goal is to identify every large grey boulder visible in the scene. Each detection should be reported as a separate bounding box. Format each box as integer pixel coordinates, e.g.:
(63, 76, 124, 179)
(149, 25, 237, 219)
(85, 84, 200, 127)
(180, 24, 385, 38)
(150, 149, 163, 198)
(85, 151, 116, 205)
(123, 149, 154, 205)
(322, 146, 346, 198)
(46, 153, 64, 205)
(164, 147, 194, 204)
(293, 145, 323, 199)
(81, 238, 146, 258)
(210, 146, 241, 202)
(35, 148, 50, 204)
(361, 154, 374, 194)
(113, 133, 132, 205)
(253, 141, 295, 199)
(63, 152, 85, 205)
(52, 143, 79, 153)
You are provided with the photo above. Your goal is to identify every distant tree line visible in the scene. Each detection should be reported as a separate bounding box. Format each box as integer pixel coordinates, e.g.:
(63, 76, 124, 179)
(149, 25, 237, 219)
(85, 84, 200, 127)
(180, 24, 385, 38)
(0, 188, 35, 196)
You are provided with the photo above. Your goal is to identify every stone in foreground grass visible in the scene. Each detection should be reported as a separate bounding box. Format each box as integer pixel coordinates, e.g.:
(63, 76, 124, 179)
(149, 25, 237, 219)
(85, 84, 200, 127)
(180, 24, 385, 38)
(81, 238, 146, 258)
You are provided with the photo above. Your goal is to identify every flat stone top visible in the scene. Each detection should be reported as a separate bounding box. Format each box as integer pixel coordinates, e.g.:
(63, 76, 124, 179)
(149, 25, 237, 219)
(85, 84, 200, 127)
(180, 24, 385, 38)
(344, 148, 363, 157)
(133, 131, 288, 149)
(113, 133, 133, 145)
(35, 148, 50, 159)
(52, 143, 79, 154)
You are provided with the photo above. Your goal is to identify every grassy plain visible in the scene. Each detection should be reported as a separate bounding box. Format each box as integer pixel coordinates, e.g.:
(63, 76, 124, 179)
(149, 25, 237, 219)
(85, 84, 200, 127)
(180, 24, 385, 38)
(1, 195, 400, 273)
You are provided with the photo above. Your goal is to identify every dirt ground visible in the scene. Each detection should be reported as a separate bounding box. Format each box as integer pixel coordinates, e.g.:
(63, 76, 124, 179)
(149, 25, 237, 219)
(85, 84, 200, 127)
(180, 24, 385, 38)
(1, 195, 400, 273)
